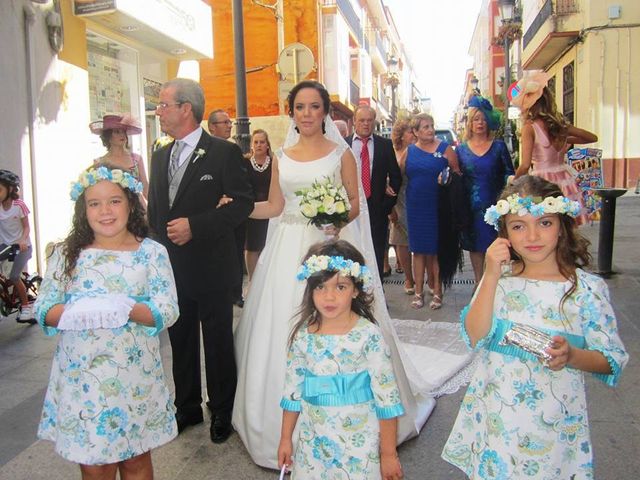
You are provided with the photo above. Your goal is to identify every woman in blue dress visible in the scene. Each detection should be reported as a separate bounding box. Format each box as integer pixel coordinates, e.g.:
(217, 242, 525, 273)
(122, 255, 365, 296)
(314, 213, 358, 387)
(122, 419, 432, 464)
(405, 113, 460, 310)
(457, 96, 514, 285)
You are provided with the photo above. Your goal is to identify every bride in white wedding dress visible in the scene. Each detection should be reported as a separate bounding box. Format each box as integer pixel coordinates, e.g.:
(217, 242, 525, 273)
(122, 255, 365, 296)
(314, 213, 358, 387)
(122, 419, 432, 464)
(233, 81, 470, 469)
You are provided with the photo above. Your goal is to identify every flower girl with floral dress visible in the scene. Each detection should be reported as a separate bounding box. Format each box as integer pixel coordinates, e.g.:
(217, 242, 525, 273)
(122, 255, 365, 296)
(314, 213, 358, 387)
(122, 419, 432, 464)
(35, 165, 179, 479)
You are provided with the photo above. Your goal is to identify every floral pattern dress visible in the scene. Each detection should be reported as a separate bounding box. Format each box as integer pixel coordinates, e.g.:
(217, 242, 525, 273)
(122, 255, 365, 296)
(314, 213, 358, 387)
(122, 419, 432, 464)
(442, 270, 628, 479)
(281, 317, 405, 479)
(34, 238, 179, 465)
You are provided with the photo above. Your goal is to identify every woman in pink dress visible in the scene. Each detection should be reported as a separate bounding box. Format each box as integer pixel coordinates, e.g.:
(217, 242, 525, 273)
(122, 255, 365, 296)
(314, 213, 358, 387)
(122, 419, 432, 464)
(512, 71, 597, 225)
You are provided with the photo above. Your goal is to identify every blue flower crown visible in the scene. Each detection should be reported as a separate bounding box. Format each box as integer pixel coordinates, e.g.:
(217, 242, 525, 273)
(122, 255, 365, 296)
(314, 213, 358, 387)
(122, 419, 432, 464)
(296, 255, 373, 292)
(70, 166, 144, 201)
(484, 194, 582, 230)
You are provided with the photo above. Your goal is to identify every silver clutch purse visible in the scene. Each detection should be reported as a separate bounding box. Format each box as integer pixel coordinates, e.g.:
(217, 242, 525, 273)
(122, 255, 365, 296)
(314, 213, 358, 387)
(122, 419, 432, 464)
(499, 324, 553, 362)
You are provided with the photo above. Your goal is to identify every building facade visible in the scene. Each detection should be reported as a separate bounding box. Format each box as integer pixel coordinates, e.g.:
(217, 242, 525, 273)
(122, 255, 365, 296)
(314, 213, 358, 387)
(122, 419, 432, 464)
(521, 0, 639, 187)
(1, 0, 213, 272)
(199, 0, 422, 146)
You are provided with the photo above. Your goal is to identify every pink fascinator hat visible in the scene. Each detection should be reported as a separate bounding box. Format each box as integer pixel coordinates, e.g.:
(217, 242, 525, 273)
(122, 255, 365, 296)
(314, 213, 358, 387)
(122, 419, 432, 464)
(89, 113, 142, 135)
(508, 71, 551, 111)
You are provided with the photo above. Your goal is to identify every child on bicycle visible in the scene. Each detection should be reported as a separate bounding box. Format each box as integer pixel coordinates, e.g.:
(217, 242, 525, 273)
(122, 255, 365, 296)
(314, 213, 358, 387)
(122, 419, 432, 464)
(0, 169, 35, 324)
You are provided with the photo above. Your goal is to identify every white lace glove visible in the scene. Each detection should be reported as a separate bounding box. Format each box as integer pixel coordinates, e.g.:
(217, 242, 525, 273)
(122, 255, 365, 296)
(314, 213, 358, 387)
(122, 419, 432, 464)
(57, 294, 136, 331)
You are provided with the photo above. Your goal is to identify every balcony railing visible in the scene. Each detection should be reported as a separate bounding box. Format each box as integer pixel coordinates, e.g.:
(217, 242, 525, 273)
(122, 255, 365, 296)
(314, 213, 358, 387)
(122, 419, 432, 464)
(350, 80, 360, 106)
(523, 0, 552, 49)
(335, 0, 362, 44)
(555, 0, 579, 15)
(375, 31, 388, 63)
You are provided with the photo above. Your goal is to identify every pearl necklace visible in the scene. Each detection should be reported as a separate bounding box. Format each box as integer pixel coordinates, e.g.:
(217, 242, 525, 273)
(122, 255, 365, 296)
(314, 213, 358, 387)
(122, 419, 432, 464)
(250, 155, 270, 173)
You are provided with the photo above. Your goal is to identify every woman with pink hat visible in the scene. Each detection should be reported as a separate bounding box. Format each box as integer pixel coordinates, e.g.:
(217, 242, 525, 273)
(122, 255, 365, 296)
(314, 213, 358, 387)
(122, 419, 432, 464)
(90, 113, 149, 203)
(511, 71, 597, 224)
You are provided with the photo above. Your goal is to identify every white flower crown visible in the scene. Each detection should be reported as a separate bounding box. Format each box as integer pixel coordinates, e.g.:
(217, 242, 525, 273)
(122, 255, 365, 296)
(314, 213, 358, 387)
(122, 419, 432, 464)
(296, 255, 373, 292)
(70, 166, 143, 201)
(484, 194, 581, 230)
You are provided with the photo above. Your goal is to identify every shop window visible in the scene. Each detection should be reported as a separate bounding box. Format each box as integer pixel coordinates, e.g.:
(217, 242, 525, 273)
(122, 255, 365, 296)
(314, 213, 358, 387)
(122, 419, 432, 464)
(86, 31, 142, 159)
(87, 32, 140, 122)
(562, 62, 574, 125)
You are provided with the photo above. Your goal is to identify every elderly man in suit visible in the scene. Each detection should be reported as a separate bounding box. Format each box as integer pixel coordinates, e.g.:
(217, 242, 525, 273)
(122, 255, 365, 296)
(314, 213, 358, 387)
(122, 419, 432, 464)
(346, 105, 402, 279)
(148, 78, 253, 443)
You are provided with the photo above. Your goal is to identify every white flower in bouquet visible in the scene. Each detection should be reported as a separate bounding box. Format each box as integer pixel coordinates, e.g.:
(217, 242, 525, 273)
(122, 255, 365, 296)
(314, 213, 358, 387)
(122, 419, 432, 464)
(295, 176, 351, 228)
(301, 203, 318, 218)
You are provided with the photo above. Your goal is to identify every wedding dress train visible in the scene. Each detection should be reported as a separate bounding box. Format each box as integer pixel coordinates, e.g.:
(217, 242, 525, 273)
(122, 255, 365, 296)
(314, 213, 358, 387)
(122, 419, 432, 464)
(232, 138, 473, 469)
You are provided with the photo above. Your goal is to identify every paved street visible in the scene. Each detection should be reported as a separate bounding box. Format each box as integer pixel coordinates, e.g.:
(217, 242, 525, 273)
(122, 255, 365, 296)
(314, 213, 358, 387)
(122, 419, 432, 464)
(1, 194, 638, 480)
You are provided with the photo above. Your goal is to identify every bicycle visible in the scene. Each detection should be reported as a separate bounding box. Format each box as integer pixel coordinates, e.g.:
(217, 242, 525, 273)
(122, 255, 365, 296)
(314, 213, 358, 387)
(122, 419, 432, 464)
(0, 243, 42, 318)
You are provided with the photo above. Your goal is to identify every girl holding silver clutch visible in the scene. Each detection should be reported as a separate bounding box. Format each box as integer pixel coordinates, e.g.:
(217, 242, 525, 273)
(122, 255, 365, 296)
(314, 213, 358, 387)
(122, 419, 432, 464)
(442, 175, 628, 479)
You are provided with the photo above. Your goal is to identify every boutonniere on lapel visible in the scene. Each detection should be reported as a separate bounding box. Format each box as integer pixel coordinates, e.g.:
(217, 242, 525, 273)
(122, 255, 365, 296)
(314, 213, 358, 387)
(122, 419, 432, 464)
(193, 148, 206, 164)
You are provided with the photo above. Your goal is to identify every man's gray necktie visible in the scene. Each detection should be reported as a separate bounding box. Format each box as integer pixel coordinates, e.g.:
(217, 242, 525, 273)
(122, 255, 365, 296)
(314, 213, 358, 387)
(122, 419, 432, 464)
(168, 140, 185, 179)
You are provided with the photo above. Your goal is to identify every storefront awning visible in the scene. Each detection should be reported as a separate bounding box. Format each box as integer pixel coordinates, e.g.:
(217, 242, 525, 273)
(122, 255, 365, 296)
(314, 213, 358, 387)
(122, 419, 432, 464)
(74, 0, 213, 59)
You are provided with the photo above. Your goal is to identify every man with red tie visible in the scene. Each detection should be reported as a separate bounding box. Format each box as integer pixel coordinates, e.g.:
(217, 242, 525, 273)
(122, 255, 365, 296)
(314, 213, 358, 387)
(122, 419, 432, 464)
(346, 105, 402, 279)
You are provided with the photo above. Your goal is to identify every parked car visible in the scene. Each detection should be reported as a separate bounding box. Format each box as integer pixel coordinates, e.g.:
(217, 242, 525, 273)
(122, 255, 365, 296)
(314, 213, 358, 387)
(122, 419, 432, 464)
(435, 128, 459, 148)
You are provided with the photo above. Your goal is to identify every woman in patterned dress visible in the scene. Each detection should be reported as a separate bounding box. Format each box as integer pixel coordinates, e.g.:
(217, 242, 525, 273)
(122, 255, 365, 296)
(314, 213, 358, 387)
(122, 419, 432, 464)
(442, 176, 628, 479)
(388, 118, 416, 295)
(278, 240, 404, 480)
(34, 165, 178, 479)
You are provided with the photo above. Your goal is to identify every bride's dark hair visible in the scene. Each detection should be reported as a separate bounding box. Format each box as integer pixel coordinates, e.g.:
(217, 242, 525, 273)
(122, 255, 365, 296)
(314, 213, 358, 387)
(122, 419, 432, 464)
(287, 80, 331, 116)
(288, 240, 376, 348)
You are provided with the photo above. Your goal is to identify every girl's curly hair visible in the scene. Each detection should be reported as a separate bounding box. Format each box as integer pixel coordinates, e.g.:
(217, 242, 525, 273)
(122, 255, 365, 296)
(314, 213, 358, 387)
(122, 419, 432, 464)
(497, 175, 591, 316)
(56, 164, 148, 281)
(288, 239, 376, 348)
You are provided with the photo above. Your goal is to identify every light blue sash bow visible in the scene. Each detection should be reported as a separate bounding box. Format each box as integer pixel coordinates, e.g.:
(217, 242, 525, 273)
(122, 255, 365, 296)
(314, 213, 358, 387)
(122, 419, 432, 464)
(303, 371, 373, 407)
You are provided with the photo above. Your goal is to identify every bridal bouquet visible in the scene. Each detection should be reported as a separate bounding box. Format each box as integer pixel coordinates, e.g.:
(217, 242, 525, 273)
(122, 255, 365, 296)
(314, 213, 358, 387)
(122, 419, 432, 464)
(295, 176, 351, 228)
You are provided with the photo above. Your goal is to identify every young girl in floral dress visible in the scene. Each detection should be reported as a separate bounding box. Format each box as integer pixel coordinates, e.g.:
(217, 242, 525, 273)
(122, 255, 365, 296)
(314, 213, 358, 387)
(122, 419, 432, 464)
(278, 240, 404, 480)
(442, 175, 628, 479)
(34, 165, 179, 479)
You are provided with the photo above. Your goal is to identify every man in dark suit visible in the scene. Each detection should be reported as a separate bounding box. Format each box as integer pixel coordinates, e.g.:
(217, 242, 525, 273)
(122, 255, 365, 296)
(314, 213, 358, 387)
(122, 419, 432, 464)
(147, 78, 253, 444)
(346, 105, 402, 279)
(207, 108, 245, 308)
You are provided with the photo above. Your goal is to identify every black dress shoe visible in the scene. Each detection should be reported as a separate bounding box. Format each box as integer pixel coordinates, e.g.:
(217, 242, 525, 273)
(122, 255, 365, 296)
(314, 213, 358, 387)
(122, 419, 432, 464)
(210, 412, 233, 443)
(175, 410, 203, 433)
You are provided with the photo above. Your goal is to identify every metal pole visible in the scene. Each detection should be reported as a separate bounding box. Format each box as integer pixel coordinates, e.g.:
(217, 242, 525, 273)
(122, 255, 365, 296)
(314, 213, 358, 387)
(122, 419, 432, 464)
(503, 32, 513, 153)
(232, 0, 251, 154)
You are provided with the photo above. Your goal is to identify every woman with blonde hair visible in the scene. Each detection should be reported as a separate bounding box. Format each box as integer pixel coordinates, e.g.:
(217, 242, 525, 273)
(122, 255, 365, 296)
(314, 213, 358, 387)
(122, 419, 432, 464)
(389, 117, 416, 294)
(457, 96, 514, 285)
(243, 129, 273, 280)
(405, 113, 460, 310)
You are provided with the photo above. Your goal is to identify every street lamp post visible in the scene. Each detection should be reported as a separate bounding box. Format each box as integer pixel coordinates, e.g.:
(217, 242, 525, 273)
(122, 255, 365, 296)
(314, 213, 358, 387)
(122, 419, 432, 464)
(387, 55, 399, 123)
(499, 0, 515, 154)
(470, 75, 479, 95)
(232, 0, 251, 154)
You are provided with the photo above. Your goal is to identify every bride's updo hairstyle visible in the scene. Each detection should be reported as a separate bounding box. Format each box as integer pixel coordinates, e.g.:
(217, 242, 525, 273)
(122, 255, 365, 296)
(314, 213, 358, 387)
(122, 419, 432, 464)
(289, 239, 376, 347)
(286, 80, 331, 117)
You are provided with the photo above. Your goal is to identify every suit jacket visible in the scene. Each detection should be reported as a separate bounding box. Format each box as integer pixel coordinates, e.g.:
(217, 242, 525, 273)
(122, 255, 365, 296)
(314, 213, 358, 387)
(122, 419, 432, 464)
(147, 130, 254, 294)
(346, 133, 402, 218)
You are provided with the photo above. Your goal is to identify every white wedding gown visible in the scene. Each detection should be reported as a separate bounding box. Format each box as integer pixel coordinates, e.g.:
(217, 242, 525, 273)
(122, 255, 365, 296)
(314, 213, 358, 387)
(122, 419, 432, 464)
(233, 143, 472, 469)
